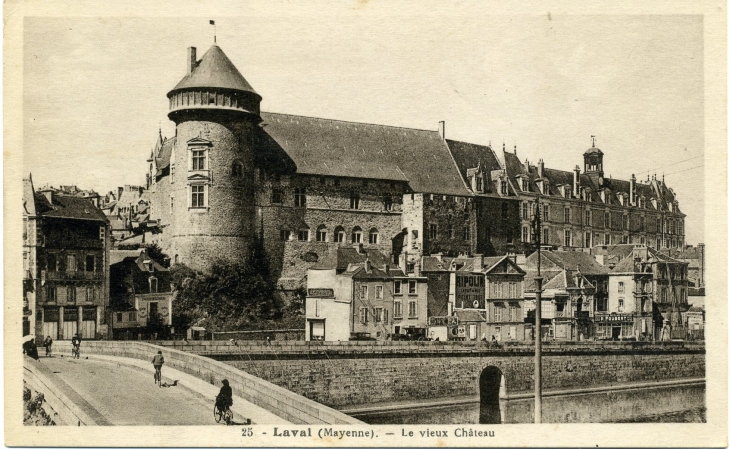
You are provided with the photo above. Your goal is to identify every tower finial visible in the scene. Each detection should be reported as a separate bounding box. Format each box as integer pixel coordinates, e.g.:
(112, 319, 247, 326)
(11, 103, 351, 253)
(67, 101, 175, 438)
(210, 20, 216, 43)
(591, 135, 596, 147)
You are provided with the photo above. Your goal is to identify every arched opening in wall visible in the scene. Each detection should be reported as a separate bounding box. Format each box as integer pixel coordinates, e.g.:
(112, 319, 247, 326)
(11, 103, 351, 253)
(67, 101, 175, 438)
(351, 226, 363, 244)
(479, 366, 504, 424)
(174, 254, 179, 265)
(334, 226, 345, 245)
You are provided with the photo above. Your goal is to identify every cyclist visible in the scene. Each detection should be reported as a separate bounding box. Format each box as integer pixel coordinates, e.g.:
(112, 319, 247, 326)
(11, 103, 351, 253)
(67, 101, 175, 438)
(43, 335, 53, 357)
(152, 351, 165, 385)
(216, 379, 233, 412)
(71, 333, 81, 358)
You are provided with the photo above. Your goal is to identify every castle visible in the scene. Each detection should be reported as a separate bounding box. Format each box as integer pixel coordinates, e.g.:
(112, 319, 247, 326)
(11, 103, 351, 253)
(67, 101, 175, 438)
(144, 44, 686, 294)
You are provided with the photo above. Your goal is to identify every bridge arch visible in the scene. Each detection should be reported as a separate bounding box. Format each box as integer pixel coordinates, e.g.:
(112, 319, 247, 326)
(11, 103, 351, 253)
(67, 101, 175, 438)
(479, 366, 505, 424)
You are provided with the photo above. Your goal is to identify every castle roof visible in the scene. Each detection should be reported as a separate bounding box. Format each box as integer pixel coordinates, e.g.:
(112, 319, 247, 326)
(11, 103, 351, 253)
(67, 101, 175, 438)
(258, 112, 472, 196)
(584, 146, 603, 155)
(169, 45, 259, 97)
(155, 137, 175, 176)
(446, 139, 502, 189)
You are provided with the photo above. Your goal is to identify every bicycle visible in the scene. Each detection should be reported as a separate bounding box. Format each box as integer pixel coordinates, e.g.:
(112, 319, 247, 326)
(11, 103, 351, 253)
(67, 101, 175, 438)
(154, 366, 162, 387)
(71, 345, 80, 359)
(214, 398, 233, 425)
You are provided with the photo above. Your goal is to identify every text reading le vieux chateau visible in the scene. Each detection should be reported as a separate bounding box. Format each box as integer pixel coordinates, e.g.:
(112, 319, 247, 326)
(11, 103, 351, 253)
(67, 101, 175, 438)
(263, 427, 496, 439)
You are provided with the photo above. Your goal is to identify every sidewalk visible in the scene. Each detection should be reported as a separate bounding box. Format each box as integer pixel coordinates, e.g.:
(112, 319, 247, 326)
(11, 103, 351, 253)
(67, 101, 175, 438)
(57, 352, 289, 424)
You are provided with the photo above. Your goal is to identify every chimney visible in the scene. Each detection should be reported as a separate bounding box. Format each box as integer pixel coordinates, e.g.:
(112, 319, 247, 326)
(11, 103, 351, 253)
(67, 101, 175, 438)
(438, 121, 445, 141)
(40, 189, 53, 204)
(365, 258, 372, 273)
(538, 159, 544, 178)
(188, 47, 197, 75)
(630, 174, 636, 205)
(573, 165, 581, 198)
(698, 243, 705, 287)
(474, 253, 484, 270)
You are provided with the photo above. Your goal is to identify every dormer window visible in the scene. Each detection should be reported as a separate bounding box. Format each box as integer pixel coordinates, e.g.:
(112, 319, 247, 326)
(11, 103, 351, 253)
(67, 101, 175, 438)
(522, 179, 528, 191)
(500, 180, 508, 195)
(476, 176, 483, 192)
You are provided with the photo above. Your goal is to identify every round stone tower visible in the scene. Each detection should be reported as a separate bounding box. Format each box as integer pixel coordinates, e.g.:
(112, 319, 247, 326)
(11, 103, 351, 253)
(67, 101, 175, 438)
(166, 44, 261, 270)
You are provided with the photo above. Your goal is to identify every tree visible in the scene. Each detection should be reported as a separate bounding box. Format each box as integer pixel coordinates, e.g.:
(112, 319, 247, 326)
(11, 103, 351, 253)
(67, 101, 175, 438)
(144, 243, 170, 268)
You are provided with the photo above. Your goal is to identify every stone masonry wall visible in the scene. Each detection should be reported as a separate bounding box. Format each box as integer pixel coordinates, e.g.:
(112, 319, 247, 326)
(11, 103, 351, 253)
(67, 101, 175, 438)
(155, 340, 704, 409)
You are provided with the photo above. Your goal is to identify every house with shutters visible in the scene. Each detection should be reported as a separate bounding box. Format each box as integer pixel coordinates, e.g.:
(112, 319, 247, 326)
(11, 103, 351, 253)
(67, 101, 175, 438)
(23, 174, 111, 341)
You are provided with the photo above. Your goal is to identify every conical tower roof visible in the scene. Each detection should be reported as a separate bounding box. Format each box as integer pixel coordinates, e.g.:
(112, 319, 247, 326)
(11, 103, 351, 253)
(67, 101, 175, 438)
(168, 45, 259, 97)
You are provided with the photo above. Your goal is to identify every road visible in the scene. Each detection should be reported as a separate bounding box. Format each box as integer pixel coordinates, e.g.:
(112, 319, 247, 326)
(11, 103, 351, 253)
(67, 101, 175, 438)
(43, 355, 234, 425)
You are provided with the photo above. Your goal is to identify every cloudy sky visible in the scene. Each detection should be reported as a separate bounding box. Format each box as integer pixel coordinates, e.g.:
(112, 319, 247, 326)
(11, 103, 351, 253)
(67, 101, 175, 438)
(23, 9, 705, 243)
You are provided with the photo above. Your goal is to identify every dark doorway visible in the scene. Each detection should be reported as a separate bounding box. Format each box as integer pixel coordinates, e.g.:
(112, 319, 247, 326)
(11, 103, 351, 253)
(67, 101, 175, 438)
(612, 326, 621, 340)
(479, 366, 503, 424)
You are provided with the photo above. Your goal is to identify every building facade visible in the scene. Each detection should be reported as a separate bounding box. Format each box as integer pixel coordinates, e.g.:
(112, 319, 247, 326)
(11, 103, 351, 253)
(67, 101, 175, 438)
(23, 175, 111, 340)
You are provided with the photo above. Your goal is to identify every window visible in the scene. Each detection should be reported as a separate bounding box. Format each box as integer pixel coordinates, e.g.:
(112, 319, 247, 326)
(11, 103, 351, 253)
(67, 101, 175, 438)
(47, 254, 57, 271)
(622, 234, 629, 244)
(369, 228, 379, 245)
(68, 286, 76, 303)
(394, 301, 403, 317)
(170, 196, 174, 211)
(542, 205, 549, 222)
(350, 191, 360, 209)
(509, 283, 517, 298)
(522, 202, 528, 220)
(361, 285, 368, 300)
(604, 211, 610, 229)
(543, 228, 549, 245)
(618, 298, 624, 312)
(408, 301, 417, 317)
(656, 238, 661, 249)
(447, 224, 454, 239)
(334, 227, 345, 243)
(47, 286, 56, 302)
(383, 196, 393, 211)
(116, 312, 123, 322)
(493, 303, 504, 322)
(171, 164, 175, 183)
(618, 282, 625, 293)
(99, 226, 105, 240)
(406, 263, 415, 274)
(522, 226, 529, 243)
(374, 308, 384, 323)
(298, 229, 309, 241)
(149, 277, 158, 293)
(66, 254, 77, 272)
(280, 229, 291, 241)
(191, 185, 205, 208)
(564, 207, 571, 223)
(394, 280, 402, 295)
(605, 233, 611, 245)
(232, 162, 243, 177)
(585, 210, 591, 226)
(359, 307, 369, 324)
(622, 215, 628, 231)
(294, 188, 306, 207)
(500, 180, 508, 195)
(476, 177, 483, 191)
(584, 231, 591, 248)
(640, 216, 646, 232)
(463, 226, 471, 241)
(192, 150, 206, 170)
(316, 226, 327, 242)
(85, 255, 95, 272)
(271, 189, 282, 204)
(564, 229, 572, 247)
(375, 285, 383, 300)
(408, 280, 417, 295)
(429, 223, 438, 240)
(351, 227, 362, 243)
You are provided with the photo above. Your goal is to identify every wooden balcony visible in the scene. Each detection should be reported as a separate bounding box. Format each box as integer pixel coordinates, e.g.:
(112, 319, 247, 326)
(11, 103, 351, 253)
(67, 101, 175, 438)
(42, 270, 104, 281)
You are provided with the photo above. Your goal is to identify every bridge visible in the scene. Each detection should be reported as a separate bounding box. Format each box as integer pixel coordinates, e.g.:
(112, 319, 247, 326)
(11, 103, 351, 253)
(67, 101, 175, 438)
(23, 341, 362, 426)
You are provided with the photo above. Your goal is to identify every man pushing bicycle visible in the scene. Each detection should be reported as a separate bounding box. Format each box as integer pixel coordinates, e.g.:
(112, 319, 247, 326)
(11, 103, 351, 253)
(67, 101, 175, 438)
(152, 351, 164, 386)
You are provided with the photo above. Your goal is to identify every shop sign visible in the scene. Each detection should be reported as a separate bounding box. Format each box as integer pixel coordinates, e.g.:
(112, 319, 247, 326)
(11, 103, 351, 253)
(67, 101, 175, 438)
(595, 314, 633, 323)
(308, 288, 334, 298)
(429, 316, 458, 327)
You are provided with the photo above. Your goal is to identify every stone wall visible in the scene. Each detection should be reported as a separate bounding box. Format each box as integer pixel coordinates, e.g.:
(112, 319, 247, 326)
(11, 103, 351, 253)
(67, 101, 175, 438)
(153, 340, 704, 409)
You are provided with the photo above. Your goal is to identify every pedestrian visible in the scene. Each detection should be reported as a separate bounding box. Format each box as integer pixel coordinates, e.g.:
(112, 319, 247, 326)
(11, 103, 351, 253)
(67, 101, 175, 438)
(43, 335, 53, 357)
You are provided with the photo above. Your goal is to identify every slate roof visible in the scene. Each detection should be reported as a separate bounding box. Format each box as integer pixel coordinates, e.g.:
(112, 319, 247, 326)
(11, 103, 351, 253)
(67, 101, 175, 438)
(311, 247, 392, 272)
(169, 45, 259, 97)
(155, 137, 175, 176)
(34, 192, 108, 222)
(609, 246, 686, 273)
(421, 256, 451, 272)
(258, 112, 472, 196)
(110, 249, 143, 266)
(526, 251, 609, 276)
(454, 309, 486, 322)
(446, 139, 502, 186)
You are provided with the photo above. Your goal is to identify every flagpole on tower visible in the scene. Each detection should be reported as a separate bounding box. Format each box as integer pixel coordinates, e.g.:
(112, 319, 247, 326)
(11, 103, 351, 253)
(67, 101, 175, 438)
(210, 20, 216, 43)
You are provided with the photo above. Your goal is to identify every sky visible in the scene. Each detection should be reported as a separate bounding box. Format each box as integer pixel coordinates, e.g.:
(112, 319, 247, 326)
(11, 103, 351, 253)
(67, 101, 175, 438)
(23, 11, 705, 244)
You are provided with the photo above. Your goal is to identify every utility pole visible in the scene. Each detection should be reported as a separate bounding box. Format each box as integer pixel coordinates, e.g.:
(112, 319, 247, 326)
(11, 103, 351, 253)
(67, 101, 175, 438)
(532, 196, 543, 423)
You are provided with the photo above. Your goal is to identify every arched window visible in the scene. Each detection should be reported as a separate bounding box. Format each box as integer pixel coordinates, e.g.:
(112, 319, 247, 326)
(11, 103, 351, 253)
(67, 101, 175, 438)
(232, 162, 243, 177)
(369, 228, 379, 245)
(280, 229, 291, 241)
(334, 226, 345, 244)
(297, 227, 309, 242)
(351, 226, 363, 244)
(316, 225, 327, 242)
(174, 254, 179, 265)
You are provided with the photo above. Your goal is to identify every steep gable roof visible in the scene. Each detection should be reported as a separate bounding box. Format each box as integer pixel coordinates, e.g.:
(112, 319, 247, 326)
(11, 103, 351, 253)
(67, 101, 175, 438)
(258, 112, 472, 196)
(526, 250, 609, 276)
(446, 139, 502, 183)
